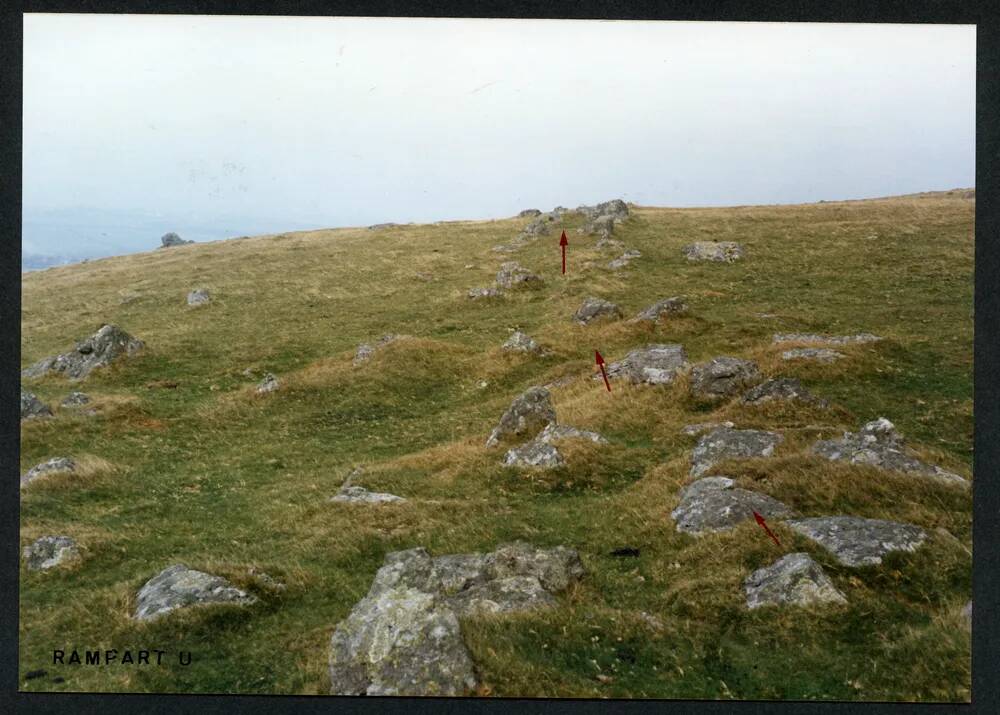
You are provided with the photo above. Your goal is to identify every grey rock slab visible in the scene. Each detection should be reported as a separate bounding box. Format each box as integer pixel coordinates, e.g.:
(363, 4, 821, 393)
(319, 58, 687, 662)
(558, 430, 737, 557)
(20, 389, 52, 420)
(133, 564, 257, 621)
(689, 356, 761, 399)
(744, 553, 847, 609)
(20, 457, 76, 489)
(773, 333, 882, 346)
(503, 440, 564, 468)
(21, 325, 144, 381)
(683, 241, 744, 262)
(501, 331, 541, 354)
(742, 377, 828, 407)
(632, 297, 688, 322)
(495, 261, 542, 289)
(518, 209, 542, 218)
(186, 288, 211, 306)
(677, 476, 735, 500)
(601, 344, 688, 385)
(595, 237, 625, 252)
(331, 486, 406, 504)
(467, 286, 502, 299)
(578, 199, 629, 221)
(573, 297, 623, 325)
(485, 386, 556, 447)
(256, 373, 280, 393)
(671, 477, 792, 535)
(781, 347, 845, 363)
(536, 423, 608, 445)
(22, 535, 79, 571)
(680, 421, 735, 436)
(786, 515, 927, 566)
(690, 427, 783, 478)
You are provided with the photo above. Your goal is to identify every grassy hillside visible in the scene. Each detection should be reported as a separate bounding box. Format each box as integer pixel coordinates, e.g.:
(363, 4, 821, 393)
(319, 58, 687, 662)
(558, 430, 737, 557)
(19, 191, 973, 700)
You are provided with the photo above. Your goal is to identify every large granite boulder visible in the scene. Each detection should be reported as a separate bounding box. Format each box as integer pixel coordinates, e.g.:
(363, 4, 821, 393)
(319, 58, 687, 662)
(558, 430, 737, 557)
(495, 262, 542, 289)
(20, 389, 52, 420)
(781, 347, 845, 363)
(485, 386, 556, 447)
(812, 418, 967, 486)
(786, 516, 927, 566)
(689, 356, 761, 399)
(22, 325, 144, 381)
(329, 543, 584, 696)
(683, 241, 744, 262)
(20, 457, 76, 489)
(502, 331, 542, 354)
(632, 297, 688, 322)
(744, 553, 847, 609)
(159, 232, 193, 248)
(22, 535, 79, 571)
(690, 426, 782, 478)
(742, 377, 828, 407)
(133, 564, 257, 621)
(573, 297, 623, 325)
(772, 333, 881, 346)
(602, 344, 689, 385)
(671, 477, 792, 535)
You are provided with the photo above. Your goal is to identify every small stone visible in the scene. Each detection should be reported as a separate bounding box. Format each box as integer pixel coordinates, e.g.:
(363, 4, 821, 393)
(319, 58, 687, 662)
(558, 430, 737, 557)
(671, 477, 791, 534)
(683, 241, 744, 262)
(781, 347, 845, 363)
(962, 600, 972, 625)
(22, 535, 79, 571)
(20, 457, 76, 489)
(690, 426, 782, 478)
(331, 485, 406, 504)
(787, 516, 927, 567)
(20, 389, 52, 420)
(468, 286, 502, 299)
(742, 377, 828, 407)
(186, 288, 211, 306)
(502, 331, 542, 354)
(485, 386, 556, 447)
(689, 356, 761, 399)
(133, 564, 257, 621)
(60, 392, 91, 407)
(573, 297, 623, 325)
(744, 553, 847, 609)
(595, 237, 626, 252)
(353, 334, 399, 366)
(633, 297, 688, 322)
(536, 423, 608, 445)
(256, 373, 279, 394)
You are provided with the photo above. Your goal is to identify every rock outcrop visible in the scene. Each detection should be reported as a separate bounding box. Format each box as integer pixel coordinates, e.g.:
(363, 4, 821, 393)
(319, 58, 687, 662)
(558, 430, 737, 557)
(495, 262, 542, 289)
(502, 423, 608, 469)
(683, 241, 744, 262)
(159, 232, 193, 248)
(485, 386, 556, 447)
(680, 421, 735, 436)
(689, 356, 761, 399)
(671, 477, 792, 535)
(812, 418, 967, 486)
(690, 426, 782, 478)
(22, 325, 144, 381)
(573, 297, 623, 325)
(20, 457, 76, 489)
(502, 331, 542, 354)
(518, 209, 542, 218)
(603, 344, 689, 385)
(22, 535, 79, 571)
(742, 377, 828, 407)
(632, 297, 688, 322)
(133, 564, 257, 621)
(20, 389, 52, 420)
(786, 516, 927, 567)
(744, 553, 847, 608)
(467, 286, 502, 299)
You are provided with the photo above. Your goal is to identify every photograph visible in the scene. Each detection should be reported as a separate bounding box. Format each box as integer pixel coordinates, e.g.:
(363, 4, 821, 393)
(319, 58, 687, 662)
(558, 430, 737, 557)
(18, 13, 974, 701)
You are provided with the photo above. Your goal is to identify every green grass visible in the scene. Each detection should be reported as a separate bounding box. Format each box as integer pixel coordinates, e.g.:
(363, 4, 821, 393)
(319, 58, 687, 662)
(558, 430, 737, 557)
(19, 191, 972, 699)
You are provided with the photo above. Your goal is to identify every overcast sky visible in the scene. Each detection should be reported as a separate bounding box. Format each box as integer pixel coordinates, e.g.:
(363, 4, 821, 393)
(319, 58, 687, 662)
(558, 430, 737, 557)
(22, 15, 975, 259)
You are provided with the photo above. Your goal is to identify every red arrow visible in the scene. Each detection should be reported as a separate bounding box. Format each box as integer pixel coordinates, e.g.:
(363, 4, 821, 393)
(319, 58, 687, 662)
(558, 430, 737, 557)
(595, 350, 611, 392)
(559, 231, 568, 274)
(752, 510, 782, 547)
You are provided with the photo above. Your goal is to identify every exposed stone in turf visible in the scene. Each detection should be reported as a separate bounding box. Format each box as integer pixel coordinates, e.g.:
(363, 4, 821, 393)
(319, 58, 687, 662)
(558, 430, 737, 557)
(595, 237, 625, 251)
(742, 377, 829, 407)
(503, 440, 564, 468)
(577, 199, 629, 222)
(60, 392, 91, 407)
(812, 418, 967, 486)
(743, 553, 847, 609)
(159, 232, 193, 247)
(683, 241, 744, 262)
(353, 334, 400, 366)
(20, 389, 52, 420)
(22, 535, 79, 571)
(781, 347, 845, 363)
(331, 486, 407, 504)
(468, 286, 502, 299)
(632, 297, 688, 322)
(772, 332, 882, 346)
(20, 457, 76, 489)
(536, 423, 608, 445)
(502, 330, 542, 354)
(689, 356, 761, 399)
(21, 324, 144, 381)
(573, 297, 623, 325)
(485, 386, 557, 447)
(603, 344, 688, 385)
(786, 515, 927, 566)
(671, 477, 791, 535)
(368, 223, 399, 231)
(518, 209, 542, 218)
(496, 261, 542, 289)
(133, 564, 257, 621)
(608, 249, 641, 269)
(690, 426, 782, 478)
(186, 288, 211, 306)
(680, 421, 735, 436)
(256, 372, 280, 394)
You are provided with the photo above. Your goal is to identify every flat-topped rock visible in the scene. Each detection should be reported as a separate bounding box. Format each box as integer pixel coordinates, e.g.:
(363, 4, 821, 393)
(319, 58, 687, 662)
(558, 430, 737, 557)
(22, 324, 144, 381)
(680, 421, 735, 436)
(684, 241, 744, 262)
(812, 418, 967, 486)
(503, 440, 564, 468)
(502, 330, 542, 354)
(186, 288, 211, 306)
(485, 386, 556, 447)
(21, 389, 52, 420)
(468, 286, 502, 299)
(744, 553, 847, 609)
(773, 333, 882, 346)
(691, 426, 782, 478)
(787, 515, 927, 566)
(632, 297, 688, 322)
(573, 297, 623, 325)
(608, 249, 641, 269)
(496, 261, 542, 289)
(353, 334, 400, 366)
(22, 535, 79, 571)
(606, 344, 689, 385)
(331, 485, 406, 504)
(689, 356, 761, 399)
(781, 347, 845, 363)
(256, 372, 280, 393)
(742, 377, 828, 407)
(133, 564, 257, 621)
(671, 477, 792, 535)
(20, 457, 76, 489)
(536, 423, 608, 445)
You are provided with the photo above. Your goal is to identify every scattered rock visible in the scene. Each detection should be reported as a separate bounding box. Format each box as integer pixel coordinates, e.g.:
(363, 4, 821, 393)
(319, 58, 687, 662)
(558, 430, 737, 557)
(603, 344, 689, 385)
(518, 209, 542, 218)
(502, 331, 542, 354)
(781, 347, 845, 363)
(133, 564, 257, 621)
(773, 333, 882, 346)
(467, 286, 502, 300)
(608, 249, 641, 269)
(573, 297, 623, 325)
(20, 457, 76, 489)
(520, 217, 551, 238)
(21, 325, 144, 381)
(632, 297, 688, 322)
(495, 261, 542, 289)
(690, 426, 783, 478)
(580, 214, 617, 238)
(503, 440, 564, 468)
(368, 223, 399, 231)
(22, 535, 79, 571)
(744, 553, 847, 609)
(331, 485, 407, 504)
(680, 421, 735, 436)
(689, 356, 761, 399)
(60, 392, 91, 407)
(20, 389, 52, 420)
(541, 375, 578, 390)
(491, 244, 520, 253)
(786, 516, 927, 567)
(353, 334, 400, 366)
(595, 237, 625, 251)
(742, 377, 828, 407)
(328, 543, 584, 695)
(578, 199, 629, 222)
(485, 386, 556, 447)
(159, 232, 193, 248)
(812, 418, 967, 486)
(683, 241, 744, 262)
(186, 288, 211, 306)
(256, 373, 280, 394)
(671, 477, 792, 534)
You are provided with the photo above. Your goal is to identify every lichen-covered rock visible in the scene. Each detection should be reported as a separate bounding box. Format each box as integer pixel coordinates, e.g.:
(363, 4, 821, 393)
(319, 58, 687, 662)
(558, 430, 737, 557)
(20, 457, 76, 489)
(773, 333, 881, 346)
(742, 377, 828, 407)
(536, 423, 608, 445)
(608, 249, 641, 269)
(60, 391, 91, 407)
(467, 286, 502, 299)
(21, 325, 144, 381)
(159, 232, 193, 248)
(20, 389, 52, 420)
(580, 214, 617, 237)
(495, 262, 542, 289)
(186, 288, 211, 306)
(604, 344, 688, 385)
(133, 564, 257, 621)
(353, 334, 400, 366)
(503, 440, 564, 468)
(578, 199, 629, 222)
(786, 516, 927, 567)
(781, 347, 845, 363)
(22, 535, 79, 571)
(502, 331, 542, 354)
(683, 241, 744, 262)
(573, 297, 623, 325)
(257, 372, 279, 393)
(690, 426, 782, 478)
(331, 486, 406, 504)
(744, 553, 847, 609)
(689, 356, 761, 399)
(632, 297, 688, 322)
(520, 217, 551, 237)
(518, 209, 542, 218)
(485, 386, 556, 447)
(812, 418, 967, 486)
(671, 477, 792, 534)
